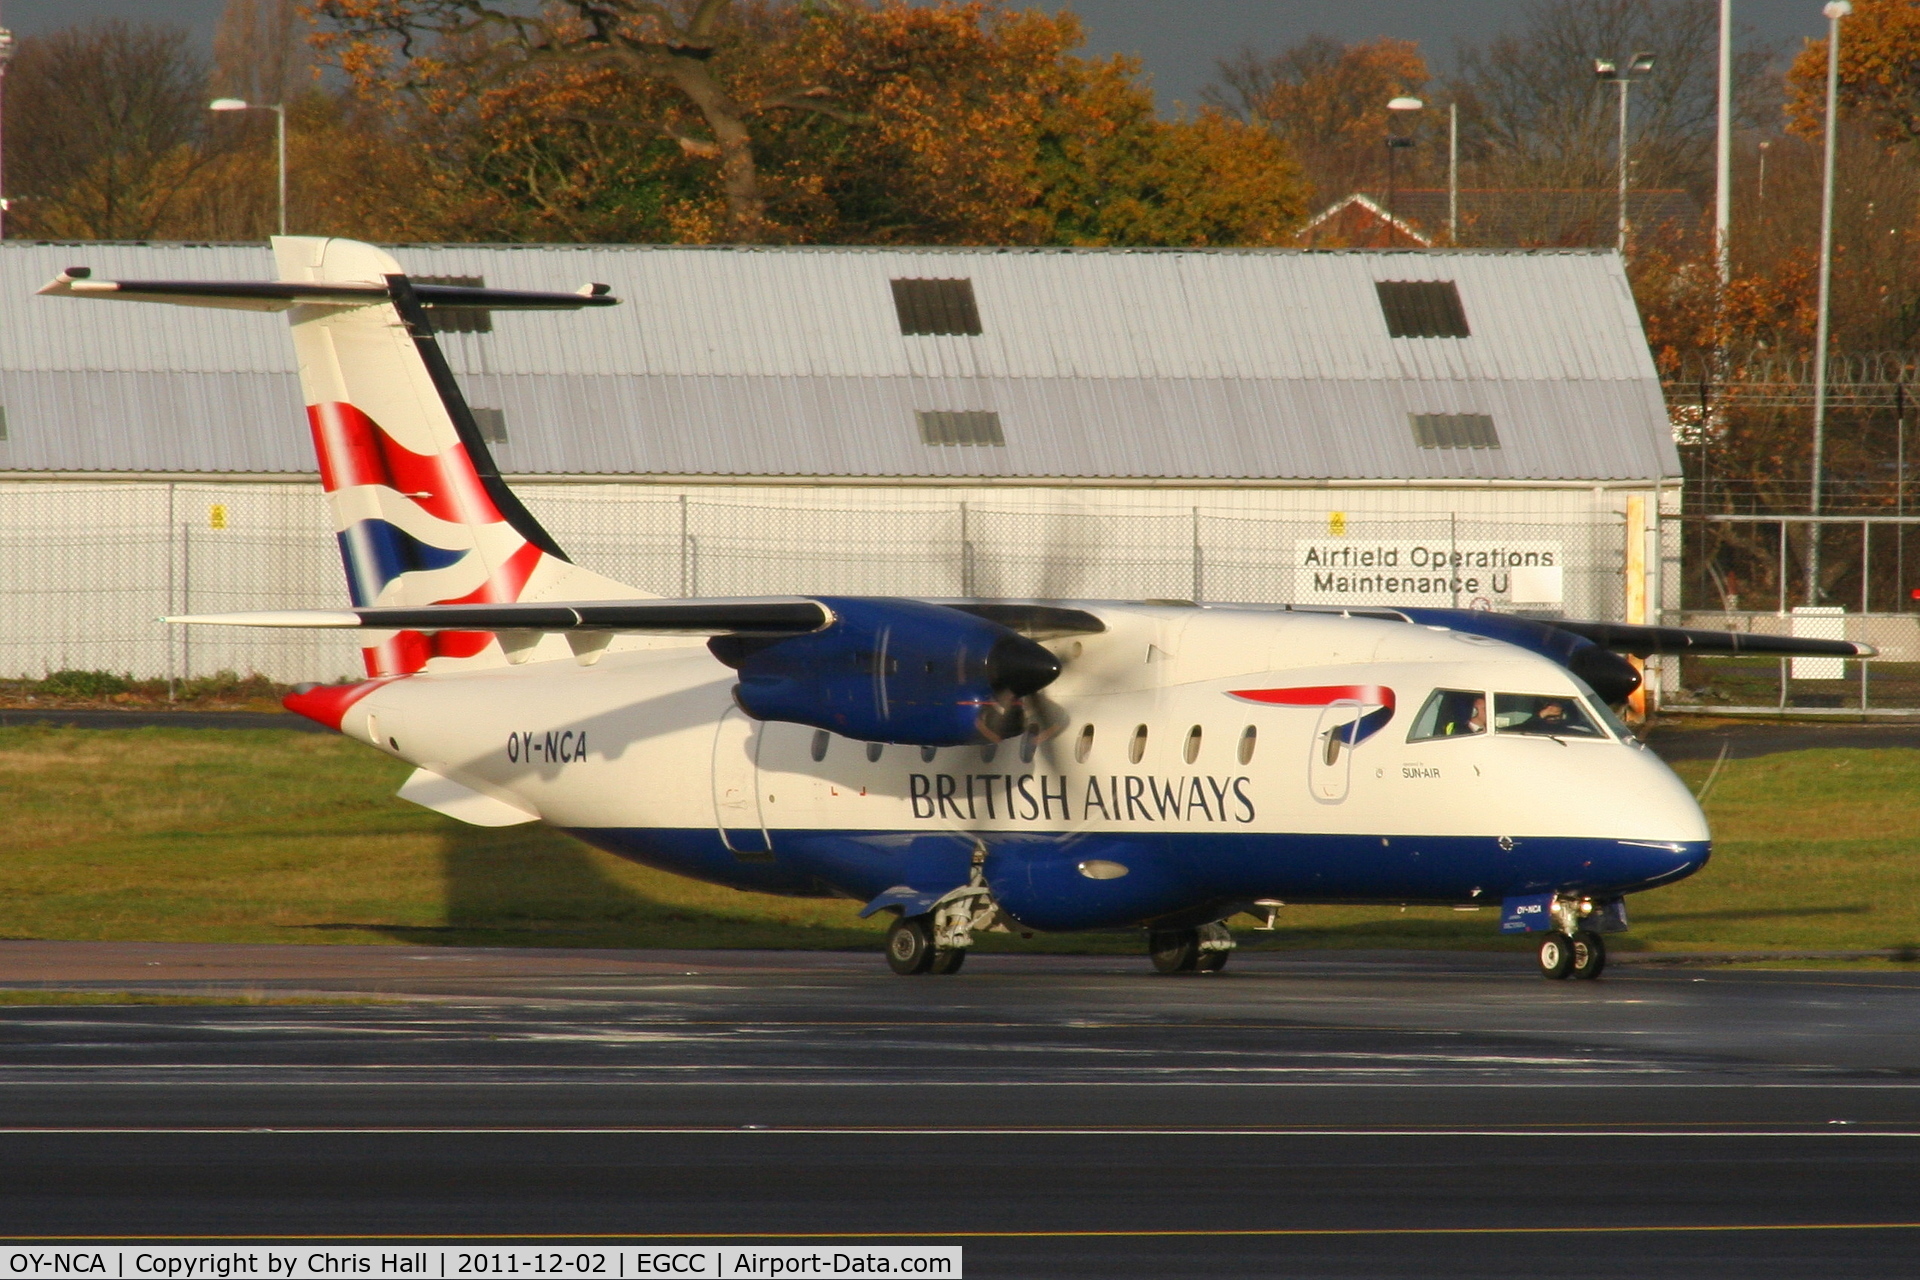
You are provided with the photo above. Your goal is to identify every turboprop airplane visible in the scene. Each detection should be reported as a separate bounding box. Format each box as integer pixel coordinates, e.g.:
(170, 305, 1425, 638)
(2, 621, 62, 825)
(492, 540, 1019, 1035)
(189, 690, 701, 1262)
(42, 237, 1872, 980)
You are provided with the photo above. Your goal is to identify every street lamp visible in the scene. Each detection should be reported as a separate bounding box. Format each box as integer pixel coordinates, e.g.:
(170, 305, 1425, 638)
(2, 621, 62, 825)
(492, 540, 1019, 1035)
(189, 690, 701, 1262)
(210, 97, 286, 237)
(0, 27, 14, 241)
(1594, 51, 1656, 254)
(1385, 96, 1423, 246)
(1808, 0, 1852, 604)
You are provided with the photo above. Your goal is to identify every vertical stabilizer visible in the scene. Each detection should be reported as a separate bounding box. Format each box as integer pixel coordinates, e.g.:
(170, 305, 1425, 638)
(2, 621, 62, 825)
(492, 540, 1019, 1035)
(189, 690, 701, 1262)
(273, 237, 647, 675)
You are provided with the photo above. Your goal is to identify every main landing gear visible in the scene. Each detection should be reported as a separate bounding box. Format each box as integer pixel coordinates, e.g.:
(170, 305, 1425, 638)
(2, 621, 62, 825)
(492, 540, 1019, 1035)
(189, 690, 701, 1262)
(1537, 929, 1606, 980)
(1148, 921, 1236, 974)
(886, 915, 967, 975)
(885, 843, 996, 975)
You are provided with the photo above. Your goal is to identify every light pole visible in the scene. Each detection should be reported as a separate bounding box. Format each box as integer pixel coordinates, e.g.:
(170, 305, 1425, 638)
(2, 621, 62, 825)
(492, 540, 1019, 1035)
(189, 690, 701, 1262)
(209, 97, 286, 236)
(1385, 96, 1423, 246)
(0, 27, 14, 241)
(1448, 100, 1459, 244)
(1808, 0, 1851, 605)
(1593, 52, 1656, 254)
(1715, 0, 1732, 289)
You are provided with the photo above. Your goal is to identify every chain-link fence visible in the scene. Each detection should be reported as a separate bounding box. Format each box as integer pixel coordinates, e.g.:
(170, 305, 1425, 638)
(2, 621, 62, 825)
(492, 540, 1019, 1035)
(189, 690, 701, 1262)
(0, 482, 1629, 684)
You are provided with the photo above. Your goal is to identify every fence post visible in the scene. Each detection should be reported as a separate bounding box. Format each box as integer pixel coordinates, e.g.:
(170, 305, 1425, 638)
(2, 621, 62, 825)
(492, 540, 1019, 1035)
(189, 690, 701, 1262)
(959, 501, 973, 597)
(180, 520, 191, 684)
(1190, 507, 1202, 603)
(165, 484, 177, 701)
(678, 494, 689, 597)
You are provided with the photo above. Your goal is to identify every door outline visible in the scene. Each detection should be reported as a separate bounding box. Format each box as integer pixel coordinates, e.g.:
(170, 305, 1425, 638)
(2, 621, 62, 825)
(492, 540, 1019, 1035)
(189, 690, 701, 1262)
(1309, 700, 1364, 804)
(712, 706, 774, 860)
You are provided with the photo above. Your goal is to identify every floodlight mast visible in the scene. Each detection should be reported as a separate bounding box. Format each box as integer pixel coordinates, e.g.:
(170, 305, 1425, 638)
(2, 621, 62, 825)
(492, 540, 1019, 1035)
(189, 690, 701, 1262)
(1594, 53, 1656, 254)
(210, 97, 287, 236)
(1385, 96, 1424, 246)
(0, 27, 13, 241)
(1808, 0, 1852, 605)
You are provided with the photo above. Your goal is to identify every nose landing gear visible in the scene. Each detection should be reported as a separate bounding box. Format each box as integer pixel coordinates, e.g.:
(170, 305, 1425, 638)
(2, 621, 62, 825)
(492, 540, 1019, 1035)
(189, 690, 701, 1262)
(1537, 929, 1606, 980)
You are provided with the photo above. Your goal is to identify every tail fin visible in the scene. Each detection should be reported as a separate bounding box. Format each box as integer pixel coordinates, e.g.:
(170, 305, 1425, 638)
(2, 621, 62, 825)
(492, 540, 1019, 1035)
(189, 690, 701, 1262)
(43, 236, 647, 676)
(276, 237, 646, 674)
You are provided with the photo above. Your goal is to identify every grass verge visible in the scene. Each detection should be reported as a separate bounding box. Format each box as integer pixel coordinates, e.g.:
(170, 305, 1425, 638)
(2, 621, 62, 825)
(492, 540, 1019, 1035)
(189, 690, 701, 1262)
(4, 725, 1920, 955)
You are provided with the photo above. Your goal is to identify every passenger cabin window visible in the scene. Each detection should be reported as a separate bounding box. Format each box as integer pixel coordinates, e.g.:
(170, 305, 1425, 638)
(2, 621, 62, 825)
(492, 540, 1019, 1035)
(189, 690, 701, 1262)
(810, 729, 830, 762)
(1020, 731, 1039, 763)
(1183, 725, 1202, 764)
(980, 741, 998, 764)
(1408, 688, 1487, 741)
(866, 742, 884, 763)
(1238, 725, 1257, 764)
(920, 745, 938, 763)
(1493, 693, 1607, 739)
(1129, 724, 1148, 764)
(1074, 724, 1095, 763)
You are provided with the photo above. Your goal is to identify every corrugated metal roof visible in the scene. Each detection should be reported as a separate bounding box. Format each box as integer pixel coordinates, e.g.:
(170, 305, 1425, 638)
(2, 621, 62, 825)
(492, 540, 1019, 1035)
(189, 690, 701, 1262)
(0, 241, 1677, 481)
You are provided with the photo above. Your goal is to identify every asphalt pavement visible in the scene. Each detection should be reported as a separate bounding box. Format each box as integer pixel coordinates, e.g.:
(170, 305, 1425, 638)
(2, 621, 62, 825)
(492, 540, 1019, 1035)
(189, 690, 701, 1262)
(3, 944, 1919, 1277)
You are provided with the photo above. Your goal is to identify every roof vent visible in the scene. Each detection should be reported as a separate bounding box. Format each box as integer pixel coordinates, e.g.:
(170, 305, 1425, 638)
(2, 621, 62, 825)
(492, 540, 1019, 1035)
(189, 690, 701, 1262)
(1376, 280, 1470, 338)
(470, 407, 508, 444)
(918, 410, 1004, 447)
(891, 278, 982, 336)
(1410, 413, 1499, 450)
(415, 274, 492, 334)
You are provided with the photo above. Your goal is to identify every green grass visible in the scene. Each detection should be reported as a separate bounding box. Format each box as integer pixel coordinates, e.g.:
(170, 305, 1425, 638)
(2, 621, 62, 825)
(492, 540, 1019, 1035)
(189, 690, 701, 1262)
(4, 725, 1920, 956)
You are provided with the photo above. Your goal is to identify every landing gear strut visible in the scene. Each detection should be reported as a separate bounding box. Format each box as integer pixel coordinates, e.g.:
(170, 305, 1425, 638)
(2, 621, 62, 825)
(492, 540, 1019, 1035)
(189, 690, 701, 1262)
(1149, 921, 1235, 974)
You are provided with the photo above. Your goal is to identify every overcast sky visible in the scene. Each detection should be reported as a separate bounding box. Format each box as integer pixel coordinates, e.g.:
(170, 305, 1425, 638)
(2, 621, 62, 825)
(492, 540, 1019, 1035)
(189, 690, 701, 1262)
(0, 0, 1834, 110)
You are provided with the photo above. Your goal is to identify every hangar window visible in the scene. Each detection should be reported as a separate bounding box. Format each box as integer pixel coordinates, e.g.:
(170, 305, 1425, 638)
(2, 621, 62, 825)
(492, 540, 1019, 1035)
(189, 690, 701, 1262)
(416, 274, 493, 334)
(891, 278, 982, 335)
(1410, 413, 1499, 450)
(918, 410, 1004, 447)
(1375, 280, 1470, 338)
(470, 406, 509, 444)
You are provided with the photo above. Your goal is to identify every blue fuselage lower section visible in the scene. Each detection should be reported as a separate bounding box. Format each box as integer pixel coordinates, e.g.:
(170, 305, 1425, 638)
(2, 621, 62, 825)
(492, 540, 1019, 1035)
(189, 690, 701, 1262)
(565, 825, 1709, 932)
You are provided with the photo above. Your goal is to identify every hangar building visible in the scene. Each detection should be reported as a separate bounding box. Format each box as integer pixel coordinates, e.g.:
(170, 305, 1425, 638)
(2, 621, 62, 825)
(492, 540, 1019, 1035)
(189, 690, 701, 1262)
(0, 241, 1678, 683)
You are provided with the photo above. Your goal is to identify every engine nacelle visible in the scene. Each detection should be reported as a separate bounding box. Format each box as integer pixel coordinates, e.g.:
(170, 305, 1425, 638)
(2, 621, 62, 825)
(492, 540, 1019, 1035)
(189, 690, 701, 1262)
(710, 597, 1060, 746)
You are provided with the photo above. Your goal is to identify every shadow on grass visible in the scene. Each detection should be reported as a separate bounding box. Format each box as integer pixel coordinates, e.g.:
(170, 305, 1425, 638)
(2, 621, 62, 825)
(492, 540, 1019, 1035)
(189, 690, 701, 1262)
(345, 822, 875, 951)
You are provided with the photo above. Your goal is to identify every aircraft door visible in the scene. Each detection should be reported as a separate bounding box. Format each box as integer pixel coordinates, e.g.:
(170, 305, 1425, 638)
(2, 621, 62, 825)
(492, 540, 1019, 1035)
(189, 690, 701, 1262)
(1309, 701, 1363, 804)
(712, 706, 773, 860)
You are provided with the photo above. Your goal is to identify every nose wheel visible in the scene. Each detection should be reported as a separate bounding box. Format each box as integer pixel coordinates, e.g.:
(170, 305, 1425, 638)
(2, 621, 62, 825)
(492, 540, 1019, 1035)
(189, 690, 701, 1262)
(1538, 929, 1605, 980)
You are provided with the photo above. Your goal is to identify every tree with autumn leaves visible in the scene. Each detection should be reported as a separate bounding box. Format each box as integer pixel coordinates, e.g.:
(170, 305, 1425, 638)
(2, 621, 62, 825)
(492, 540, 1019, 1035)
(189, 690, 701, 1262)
(301, 0, 1305, 246)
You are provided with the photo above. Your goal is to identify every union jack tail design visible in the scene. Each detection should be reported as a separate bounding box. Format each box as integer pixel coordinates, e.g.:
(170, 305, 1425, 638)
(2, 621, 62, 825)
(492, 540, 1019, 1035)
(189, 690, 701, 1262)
(274, 237, 645, 675)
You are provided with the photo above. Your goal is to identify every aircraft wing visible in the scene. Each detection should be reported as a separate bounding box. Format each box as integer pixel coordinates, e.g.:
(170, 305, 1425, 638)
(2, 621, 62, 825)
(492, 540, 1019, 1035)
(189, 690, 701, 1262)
(1549, 620, 1875, 658)
(167, 598, 831, 635)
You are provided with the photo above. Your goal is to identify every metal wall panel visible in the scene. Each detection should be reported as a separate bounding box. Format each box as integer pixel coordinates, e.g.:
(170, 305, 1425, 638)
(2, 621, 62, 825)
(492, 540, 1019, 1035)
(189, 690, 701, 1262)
(0, 241, 1675, 482)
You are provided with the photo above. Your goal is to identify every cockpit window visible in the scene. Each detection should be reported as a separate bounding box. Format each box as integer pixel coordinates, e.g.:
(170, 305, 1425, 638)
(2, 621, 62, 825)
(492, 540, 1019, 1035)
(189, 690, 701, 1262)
(1407, 688, 1487, 741)
(1493, 693, 1607, 739)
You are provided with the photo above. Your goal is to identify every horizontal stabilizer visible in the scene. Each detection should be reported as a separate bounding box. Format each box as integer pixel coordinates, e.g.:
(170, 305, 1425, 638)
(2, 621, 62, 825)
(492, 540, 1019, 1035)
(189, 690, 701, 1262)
(1554, 620, 1877, 659)
(167, 598, 832, 635)
(39, 271, 617, 312)
(396, 768, 540, 827)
